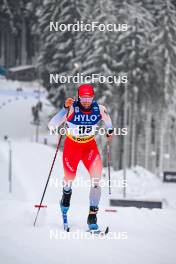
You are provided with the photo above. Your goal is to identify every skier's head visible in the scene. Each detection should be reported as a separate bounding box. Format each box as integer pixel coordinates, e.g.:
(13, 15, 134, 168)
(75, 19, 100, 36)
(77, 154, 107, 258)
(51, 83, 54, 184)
(77, 84, 94, 109)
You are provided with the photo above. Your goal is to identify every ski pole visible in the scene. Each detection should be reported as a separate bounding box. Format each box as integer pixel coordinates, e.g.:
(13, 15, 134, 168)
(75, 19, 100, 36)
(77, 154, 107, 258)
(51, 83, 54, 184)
(33, 134, 62, 226)
(106, 141, 111, 195)
(33, 108, 70, 226)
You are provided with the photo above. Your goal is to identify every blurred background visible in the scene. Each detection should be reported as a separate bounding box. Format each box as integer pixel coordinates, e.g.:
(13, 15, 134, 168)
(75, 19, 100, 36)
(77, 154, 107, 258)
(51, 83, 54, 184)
(1, 0, 176, 178)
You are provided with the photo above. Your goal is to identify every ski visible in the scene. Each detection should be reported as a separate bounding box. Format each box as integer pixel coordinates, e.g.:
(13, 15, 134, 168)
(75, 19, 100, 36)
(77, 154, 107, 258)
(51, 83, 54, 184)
(87, 226, 109, 236)
(60, 224, 109, 235)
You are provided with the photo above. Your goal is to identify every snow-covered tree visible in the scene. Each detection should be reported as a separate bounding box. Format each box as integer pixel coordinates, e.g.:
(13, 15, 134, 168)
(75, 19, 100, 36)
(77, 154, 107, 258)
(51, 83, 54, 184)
(150, 0, 176, 175)
(37, 0, 85, 106)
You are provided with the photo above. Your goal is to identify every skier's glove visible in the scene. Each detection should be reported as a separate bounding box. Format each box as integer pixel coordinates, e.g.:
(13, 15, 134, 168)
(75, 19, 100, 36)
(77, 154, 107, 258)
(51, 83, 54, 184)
(64, 98, 74, 108)
(106, 128, 114, 141)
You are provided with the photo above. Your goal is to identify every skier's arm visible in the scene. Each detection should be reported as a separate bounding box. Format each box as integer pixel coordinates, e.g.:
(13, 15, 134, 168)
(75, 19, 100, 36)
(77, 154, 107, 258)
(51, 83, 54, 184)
(99, 105, 114, 136)
(48, 98, 74, 130)
(48, 107, 68, 130)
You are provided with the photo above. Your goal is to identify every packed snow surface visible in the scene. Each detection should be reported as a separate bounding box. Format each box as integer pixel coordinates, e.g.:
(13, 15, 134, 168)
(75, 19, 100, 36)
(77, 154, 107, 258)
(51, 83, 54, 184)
(0, 79, 176, 264)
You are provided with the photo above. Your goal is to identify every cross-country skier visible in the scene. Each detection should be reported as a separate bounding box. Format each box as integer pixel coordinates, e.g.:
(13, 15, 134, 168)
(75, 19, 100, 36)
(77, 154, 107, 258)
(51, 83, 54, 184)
(48, 84, 113, 231)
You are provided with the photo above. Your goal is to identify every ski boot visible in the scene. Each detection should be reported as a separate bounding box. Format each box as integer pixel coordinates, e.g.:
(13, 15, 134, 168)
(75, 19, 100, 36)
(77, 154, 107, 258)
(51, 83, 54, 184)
(87, 206, 99, 231)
